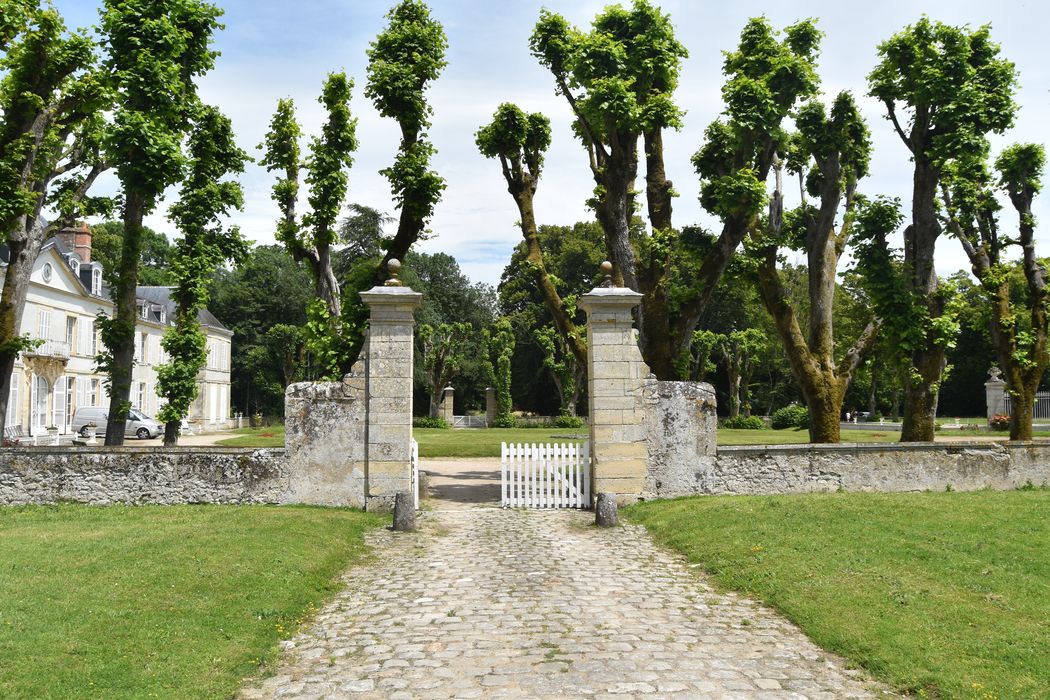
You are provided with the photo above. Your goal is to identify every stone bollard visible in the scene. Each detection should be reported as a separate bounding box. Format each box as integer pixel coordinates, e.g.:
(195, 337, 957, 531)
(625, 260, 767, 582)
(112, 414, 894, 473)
(392, 491, 417, 532)
(595, 493, 619, 528)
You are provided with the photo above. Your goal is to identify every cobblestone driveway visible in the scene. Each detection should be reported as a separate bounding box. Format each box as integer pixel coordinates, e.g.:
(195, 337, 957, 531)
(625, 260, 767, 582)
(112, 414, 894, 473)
(241, 507, 889, 699)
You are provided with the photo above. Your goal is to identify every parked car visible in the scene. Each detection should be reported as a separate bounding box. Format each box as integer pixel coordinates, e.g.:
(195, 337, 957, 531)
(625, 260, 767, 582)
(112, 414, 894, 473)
(71, 407, 163, 440)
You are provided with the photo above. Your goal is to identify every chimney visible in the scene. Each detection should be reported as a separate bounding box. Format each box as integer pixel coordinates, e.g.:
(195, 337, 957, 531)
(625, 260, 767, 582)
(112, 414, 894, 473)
(56, 221, 92, 263)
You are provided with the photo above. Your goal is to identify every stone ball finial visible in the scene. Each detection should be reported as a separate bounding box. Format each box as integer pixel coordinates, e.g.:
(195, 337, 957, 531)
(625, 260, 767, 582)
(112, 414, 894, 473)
(385, 258, 402, 287)
(600, 260, 614, 288)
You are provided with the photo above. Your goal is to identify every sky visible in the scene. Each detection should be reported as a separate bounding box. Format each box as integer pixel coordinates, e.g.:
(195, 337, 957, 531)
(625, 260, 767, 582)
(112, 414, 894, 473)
(51, 0, 1050, 287)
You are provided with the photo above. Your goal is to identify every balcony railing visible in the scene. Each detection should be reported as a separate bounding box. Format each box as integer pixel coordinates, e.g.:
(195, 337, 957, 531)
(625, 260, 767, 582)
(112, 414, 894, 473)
(24, 339, 71, 360)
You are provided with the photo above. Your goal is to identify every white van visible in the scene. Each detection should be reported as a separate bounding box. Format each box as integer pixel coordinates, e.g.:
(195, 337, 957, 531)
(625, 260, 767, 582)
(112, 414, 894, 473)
(71, 406, 163, 440)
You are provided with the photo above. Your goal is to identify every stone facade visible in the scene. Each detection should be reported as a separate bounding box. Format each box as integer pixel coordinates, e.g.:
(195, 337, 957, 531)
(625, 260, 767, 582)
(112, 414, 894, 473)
(0, 446, 287, 505)
(441, 386, 454, 424)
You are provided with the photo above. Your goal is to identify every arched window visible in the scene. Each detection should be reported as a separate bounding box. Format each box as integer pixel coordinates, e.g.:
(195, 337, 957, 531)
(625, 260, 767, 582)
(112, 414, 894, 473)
(69, 258, 80, 275)
(91, 268, 102, 296)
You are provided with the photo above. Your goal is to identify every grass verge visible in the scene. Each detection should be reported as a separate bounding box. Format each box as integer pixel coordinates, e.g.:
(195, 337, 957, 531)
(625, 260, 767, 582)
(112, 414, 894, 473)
(0, 504, 383, 699)
(624, 490, 1050, 698)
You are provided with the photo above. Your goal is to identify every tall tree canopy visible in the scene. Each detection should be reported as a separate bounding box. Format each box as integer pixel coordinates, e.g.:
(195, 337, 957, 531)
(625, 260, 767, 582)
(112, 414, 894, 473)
(0, 0, 109, 431)
(753, 89, 880, 443)
(864, 17, 1018, 441)
(943, 143, 1047, 439)
(366, 0, 447, 273)
(98, 0, 224, 445)
(157, 105, 248, 445)
(260, 72, 358, 379)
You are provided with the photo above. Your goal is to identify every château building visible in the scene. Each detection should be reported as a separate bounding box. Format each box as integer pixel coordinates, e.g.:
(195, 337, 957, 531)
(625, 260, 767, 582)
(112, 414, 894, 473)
(1, 223, 233, 438)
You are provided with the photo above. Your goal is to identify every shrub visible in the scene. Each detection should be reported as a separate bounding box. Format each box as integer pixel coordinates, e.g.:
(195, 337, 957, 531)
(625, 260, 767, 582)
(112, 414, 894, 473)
(413, 416, 450, 429)
(990, 414, 1011, 431)
(721, 415, 765, 430)
(552, 414, 585, 429)
(771, 404, 809, 430)
(490, 415, 516, 429)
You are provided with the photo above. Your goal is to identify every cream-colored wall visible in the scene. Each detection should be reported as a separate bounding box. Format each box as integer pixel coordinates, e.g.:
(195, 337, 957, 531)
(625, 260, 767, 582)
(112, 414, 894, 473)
(2, 247, 234, 436)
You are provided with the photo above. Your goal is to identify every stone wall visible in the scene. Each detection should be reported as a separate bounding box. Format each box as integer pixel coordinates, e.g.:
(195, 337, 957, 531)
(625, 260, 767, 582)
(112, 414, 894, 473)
(0, 446, 287, 505)
(644, 381, 718, 497)
(652, 442, 1049, 497)
(284, 365, 367, 508)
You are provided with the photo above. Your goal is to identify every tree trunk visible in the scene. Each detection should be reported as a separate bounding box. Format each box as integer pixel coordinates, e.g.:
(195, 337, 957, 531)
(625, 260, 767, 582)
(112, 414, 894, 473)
(105, 190, 146, 446)
(900, 156, 943, 442)
(806, 391, 842, 443)
(0, 224, 45, 430)
(163, 420, 179, 446)
(1010, 384, 1035, 441)
(429, 391, 441, 419)
(900, 347, 943, 441)
(514, 188, 587, 368)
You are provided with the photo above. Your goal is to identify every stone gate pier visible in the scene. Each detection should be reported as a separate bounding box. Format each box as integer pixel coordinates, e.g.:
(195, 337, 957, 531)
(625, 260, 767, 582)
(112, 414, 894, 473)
(579, 273, 718, 506)
(284, 265, 421, 511)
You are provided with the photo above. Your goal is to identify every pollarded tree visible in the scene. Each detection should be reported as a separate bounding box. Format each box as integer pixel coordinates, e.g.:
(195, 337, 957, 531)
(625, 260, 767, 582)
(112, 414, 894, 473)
(98, 0, 224, 445)
(529, 1, 697, 378)
(418, 322, 471, 419)
(260, 73, 358, 379)
(476, 104, 586, 369)
(156, 105, 248, 445)
(867, 18, 1018, 441)
(0, 1, 110, 431)
(366, 0, 447, 273)
(753, 93, 880, 443)
(943, 144, 1048, 440)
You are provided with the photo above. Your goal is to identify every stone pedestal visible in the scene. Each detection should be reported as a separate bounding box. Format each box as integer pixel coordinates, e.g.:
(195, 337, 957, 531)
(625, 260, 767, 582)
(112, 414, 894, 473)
(985, 368, 1007, 421)
(441, 385, 455, 424)
(361, 285, 422, 511)
(578, 286, 649, 505)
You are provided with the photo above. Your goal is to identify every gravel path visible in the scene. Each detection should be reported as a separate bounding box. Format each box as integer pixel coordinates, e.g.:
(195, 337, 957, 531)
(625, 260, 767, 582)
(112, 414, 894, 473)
(241, 503, 890, 699)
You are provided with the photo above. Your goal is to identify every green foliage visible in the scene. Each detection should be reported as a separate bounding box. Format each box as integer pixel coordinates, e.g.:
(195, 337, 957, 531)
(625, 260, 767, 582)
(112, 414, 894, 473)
(303, 299, 345, 381)
(485, 319, 515, 427)
(530, 1, 687, 138)
(996, 143, 1045, 206)
(476, 103, 552, 175)
(413, 415, 449, 429)
(534, 325, 581, 416)
(418, 321, 472, 415)
(721, 415, 765, 430)
(552, 414, 585, 429)
(366, 0, 447, 234)
(0, 3, 102, 232)
(157, 105, 248, 430)
(208, 244, 314, 417)
(868, 18, 1017, 167)
(100, 0, 223, 206)
(89, 222, 176, 286)
(771, 403, 809, 430)
(693, 18, 821, 222)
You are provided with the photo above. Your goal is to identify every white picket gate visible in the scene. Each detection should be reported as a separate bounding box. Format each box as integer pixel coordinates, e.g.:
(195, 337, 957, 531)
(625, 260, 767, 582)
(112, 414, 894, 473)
(501, 442, 591, 509)
(410, 439, 420, 509)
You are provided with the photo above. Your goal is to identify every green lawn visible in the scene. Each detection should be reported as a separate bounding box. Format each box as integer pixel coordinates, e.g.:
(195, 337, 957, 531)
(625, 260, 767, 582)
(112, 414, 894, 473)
(0, 504, 383, 699)
(625, 491, 1050, 699)
(414, 427, 588, 457)
(216, 424, 1048, 453)
(216, 425, 286, 447)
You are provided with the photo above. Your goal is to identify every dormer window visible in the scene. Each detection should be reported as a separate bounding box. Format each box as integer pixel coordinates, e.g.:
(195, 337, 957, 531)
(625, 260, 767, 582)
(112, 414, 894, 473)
(140, 304, 149, 321)
(69, 258, 80, 275)
(91, 268, 101, 296)
(159, 307, 167, 324)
